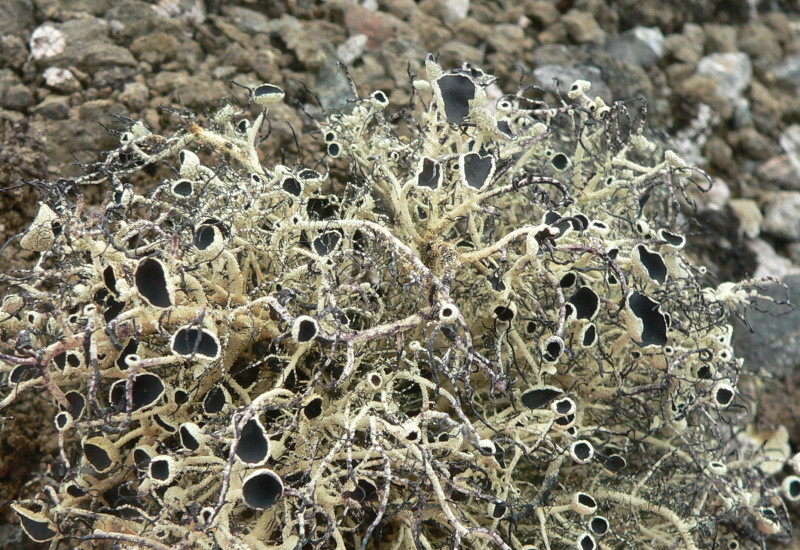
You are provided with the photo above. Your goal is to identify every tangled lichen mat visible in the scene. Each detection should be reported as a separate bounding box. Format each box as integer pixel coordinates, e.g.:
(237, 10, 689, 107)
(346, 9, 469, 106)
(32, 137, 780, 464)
(1, 56, 796, 550)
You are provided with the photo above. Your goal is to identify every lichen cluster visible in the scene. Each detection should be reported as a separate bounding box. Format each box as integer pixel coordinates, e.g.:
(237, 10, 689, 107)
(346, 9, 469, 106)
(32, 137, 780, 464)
(1, 56, 797, 550)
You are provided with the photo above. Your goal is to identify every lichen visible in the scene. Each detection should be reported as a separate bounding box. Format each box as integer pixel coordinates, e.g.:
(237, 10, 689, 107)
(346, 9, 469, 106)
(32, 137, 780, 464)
(1, 56, 795, 550)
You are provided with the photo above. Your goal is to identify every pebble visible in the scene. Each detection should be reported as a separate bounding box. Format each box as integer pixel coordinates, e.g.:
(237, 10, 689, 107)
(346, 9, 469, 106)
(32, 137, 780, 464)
(672, 103, 718, 167)
(0, 0, 34, 36)
(438, 40, 484, 68)
(605, 26, 664, 68)
(762, 192, 800, 241)
(149, 71, 229, 108)
(729, 198, 763, 239)
(738, 22, 783, 65)
(789, 243, 800, 265)
(486, 23, 527, 56)
(93, 66, 137, 89)
(525, 1, 559, 26)
(336, 34, 368, 65)
(37, 18, 137, 72)
(130, 33, 180, 66)
(225, 6, 275, 35)
(704, 135, 733, 174)
(773, 124, 800, 191)
(561, 9, 605, 44)
(696, 53, 752, 102)
(29, 24, 66, 60)
(31, 95, 71, 119)
(697, 175, 730, 211)
(118, 81, 149, 111)
(0, 36, 29, 70)
(0, 69, 26, 110)
(409, 9, 453, 49)
(344, 4, 406, 48)
(757, 155, 800, 191)
(749, 80, 782, 133)
(729, 126, 778, 161)
(703, 23, 737, 53)
(379, 0, 417, 20)
(768, 53, 800, 89)
(664, 23, 704, 64)
(104, 1, 183, 43)
(2, 83, 35, 111)
(452, 17, 493, 47)
(42, 67, 82, 93)
(441, 0, 469, 24)
(694, 52, 752, 123)
(751, 238, 800, 279)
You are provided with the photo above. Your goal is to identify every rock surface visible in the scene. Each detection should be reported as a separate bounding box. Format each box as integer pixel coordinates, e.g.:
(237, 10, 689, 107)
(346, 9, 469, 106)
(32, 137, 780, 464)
(732, 274, 799, 378)
(732, 275, 800, 448)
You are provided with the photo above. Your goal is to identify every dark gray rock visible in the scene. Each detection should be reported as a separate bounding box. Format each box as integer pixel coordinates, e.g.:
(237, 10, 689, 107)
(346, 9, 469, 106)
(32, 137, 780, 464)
(73, 0, 116, 14)
(104, 0, 185, 44)
(146, 70, 228, 108)
(226, 6, 276, 35)
(129, 32, 181, 66)
(314, 63, 360, 111)
(31, 95, 71, 119)
(31, 18, 137, 73)
(0, 69, 20, 90)
(762, 192, 800, 242)
(526, 1, 559, 27)
(118, 81, 149, 110)
(588, 51, 654, 104)
(437, 40, 483, 69)
(0, 0, 34, 37)
(93, 66, 137, 89)
(732, 275, 799, 380)
(531, 44, 574, 67)
(279, 17, 344, 71)
(380, 39, 428, 88)
(0, 69, 31, 111)
(687, 205, 758, 283)
(0, 36, 29, 70)
(30, 114, 120, 177)
(40, 0, 115, 16)
(772, 125, 800, 191)
(532, 64, 611, 103)
(2, 84, 35, 111)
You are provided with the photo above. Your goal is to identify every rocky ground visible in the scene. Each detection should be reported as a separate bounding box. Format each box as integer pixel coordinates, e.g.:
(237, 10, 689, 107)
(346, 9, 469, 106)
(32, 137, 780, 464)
(1, 0, 800, 547)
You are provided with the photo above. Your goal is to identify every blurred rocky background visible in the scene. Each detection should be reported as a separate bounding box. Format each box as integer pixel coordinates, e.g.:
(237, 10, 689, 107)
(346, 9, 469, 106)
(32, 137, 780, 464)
(1, 0, 799, 547)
